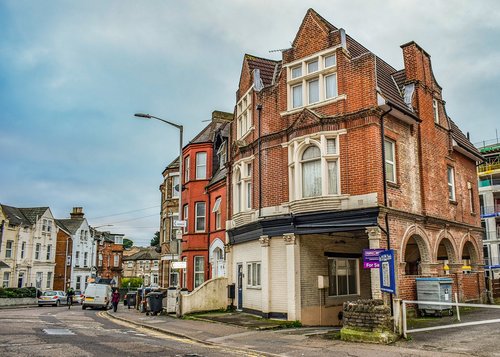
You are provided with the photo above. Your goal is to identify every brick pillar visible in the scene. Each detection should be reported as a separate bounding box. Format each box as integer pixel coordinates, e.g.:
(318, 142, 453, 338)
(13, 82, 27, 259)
(284, 233, 300, 321)
(259, 235, 271, 317)
(366, 226, 382, 299)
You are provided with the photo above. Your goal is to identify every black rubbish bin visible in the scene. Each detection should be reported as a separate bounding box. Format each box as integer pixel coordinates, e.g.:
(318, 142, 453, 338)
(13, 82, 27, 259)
(127, 292, 137, 309)
(146, 292, 163, 315)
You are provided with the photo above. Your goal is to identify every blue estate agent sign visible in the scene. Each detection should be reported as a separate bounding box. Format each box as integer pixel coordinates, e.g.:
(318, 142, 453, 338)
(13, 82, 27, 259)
(363, 249, 385, 269)
(379, 249, 396, 294)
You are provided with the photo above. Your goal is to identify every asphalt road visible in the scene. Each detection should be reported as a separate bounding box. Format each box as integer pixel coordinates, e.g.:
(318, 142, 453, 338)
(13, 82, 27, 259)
(0, 306, 264, 357)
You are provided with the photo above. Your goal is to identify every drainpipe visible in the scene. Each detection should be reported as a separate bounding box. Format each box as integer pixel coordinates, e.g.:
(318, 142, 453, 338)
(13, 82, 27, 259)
(257, 104, 263, 218)
(380, 106, 393, 314)
(64, 236, 69, 292)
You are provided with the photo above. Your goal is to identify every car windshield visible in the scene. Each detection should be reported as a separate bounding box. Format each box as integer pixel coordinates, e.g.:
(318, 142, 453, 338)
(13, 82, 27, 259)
(42, 291, 57, 296)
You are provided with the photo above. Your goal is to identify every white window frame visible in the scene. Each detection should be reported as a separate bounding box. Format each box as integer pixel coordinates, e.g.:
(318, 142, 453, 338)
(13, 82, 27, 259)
(172, 174, 180, 198)
(184, 156, 190, 182)
(84, 252, 88, 267)
(113, 254, 119, 267)
(286, 133, 341, 201)
(35, 272, 43, 289)
(217, 142, 227, 167)
(213, 197, 222, 230)
(5, 240, 13, 258)
(76, 276, 81, 290)
(384, 139, 396, 184)
(327, 257, 359, 297)
(98, 253, 103, 267)
(287, 51, 339, 111)
(46, 272, 52, 289)
(246, 262, 261, 288)
(232, 158, 253, 214)
(236, 88, 253, 139)
(46, 245, 52, 260)
(183, 204, 188, 233)
(194, 256, 205, 289)
(448, 166, 456, 201)
(2, 272, 10, 288)
(195, 202, 206, 232)
(20, 242, 25, 259)
(433, 98, 439, 124)
(35, 243, 41, 260)
(127, 261, 133, 268)
(195, 152, 207, 179)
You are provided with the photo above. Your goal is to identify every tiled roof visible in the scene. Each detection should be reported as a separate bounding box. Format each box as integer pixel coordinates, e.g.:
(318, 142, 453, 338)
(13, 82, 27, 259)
(123, 247, 160, 261)
(56, 218, 84, 235)
(375, 57, 414, 116)
(0, 204, 31, 226)
(245, 54, 281, 87)
(190, 120, 231, 145)
(18, 207, 49, 224)
(0, 261, 9, 268)
(449, 119, 483, 161)
(208, 166, 227, 187)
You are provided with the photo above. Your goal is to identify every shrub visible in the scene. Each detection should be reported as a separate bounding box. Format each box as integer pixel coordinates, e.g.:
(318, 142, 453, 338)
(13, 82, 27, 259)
(0, 287, 36, 298)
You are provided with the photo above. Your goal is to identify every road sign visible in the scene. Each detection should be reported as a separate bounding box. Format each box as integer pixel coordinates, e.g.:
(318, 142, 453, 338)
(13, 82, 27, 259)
(363, 249, 384, 269)
(171, 261, 187, 269)
(175, 230, 183, 240)
(173, 220, 186, 228)
(379, 249, 396, 294)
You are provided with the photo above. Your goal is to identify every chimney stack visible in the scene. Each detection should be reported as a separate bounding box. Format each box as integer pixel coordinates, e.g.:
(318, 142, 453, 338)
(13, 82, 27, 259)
(70, 207, 84, 219)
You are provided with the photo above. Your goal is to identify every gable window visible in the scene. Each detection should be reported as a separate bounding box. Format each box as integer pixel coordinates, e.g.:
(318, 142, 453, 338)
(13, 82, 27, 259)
(172, 174, 180, 198)
(196, 152, 207, 179)
(195, 202, 206, 232)
(247, 262, 261, 288)
(217, 142, 227, 167)
(448, 166, 456, 201)
(384, 139, 396, 183)
(212, 197, 222, 230)
(42, 219, 47, 232)
(35, 243, 41, 260)
(287, 134, 340, 201)
(5, 241, 13, 258)
(433, 99, 439, 124)
(287, 51, 338, 110)
(233, 159, 253, 214)
(328, 258, 359, 296)
(184, 156, 190, 183)
(194, 256, 205, 289)
(236, 89, 252, 139)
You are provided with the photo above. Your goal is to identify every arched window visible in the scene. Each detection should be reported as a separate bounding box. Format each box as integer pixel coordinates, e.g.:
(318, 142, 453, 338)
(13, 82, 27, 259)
(301, 145, 322, 197)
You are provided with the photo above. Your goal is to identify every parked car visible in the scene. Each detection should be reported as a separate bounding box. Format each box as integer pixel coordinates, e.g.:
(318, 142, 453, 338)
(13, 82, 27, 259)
(38, 290, 66, 307)
(82, 283, 112, 310)
(73, 290, 84, 304)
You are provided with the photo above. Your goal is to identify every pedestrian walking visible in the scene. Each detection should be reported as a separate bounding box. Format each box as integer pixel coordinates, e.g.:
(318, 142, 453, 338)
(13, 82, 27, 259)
(111, 289, 120, 313)
(66, 287, 75, 309)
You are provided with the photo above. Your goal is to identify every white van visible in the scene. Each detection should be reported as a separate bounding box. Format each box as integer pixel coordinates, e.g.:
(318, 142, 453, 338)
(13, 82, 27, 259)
(82, 283, 112, 310)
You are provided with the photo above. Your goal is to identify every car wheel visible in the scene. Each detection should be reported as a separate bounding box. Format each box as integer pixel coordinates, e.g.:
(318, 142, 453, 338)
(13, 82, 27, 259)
(38, 304, 42, 307)
(55, 300, 60, 307)
(82, 305, 86, 310)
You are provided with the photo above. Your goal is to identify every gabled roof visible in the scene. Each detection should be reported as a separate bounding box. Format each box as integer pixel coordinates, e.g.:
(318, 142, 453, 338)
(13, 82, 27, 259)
(189, 120, 231, 145)
(123, 246, 160, 261)
(18, 207, 49, 224)
(55, 219, 72, 235)
(0, 204, 31, 226)
(56, 218, 85, 235)
(375, 57, 414, 116)
(245, 54, 281, 87)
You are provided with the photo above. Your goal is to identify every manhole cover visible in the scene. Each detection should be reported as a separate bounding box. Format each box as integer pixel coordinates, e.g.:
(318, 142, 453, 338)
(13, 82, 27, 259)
(43, 328, 75, 335)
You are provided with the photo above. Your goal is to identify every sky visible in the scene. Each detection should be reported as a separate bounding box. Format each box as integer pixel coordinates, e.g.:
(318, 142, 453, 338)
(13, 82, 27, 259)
(1, 0, 499, 246)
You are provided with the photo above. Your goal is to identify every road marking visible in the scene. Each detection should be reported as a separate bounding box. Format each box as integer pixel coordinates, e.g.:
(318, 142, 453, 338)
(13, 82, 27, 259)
(42, 328, 74, 335)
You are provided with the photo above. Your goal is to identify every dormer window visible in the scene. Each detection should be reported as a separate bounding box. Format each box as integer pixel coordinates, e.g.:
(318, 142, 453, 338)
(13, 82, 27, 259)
(236, 89, 252, 139)
(287, 51, 338, 110)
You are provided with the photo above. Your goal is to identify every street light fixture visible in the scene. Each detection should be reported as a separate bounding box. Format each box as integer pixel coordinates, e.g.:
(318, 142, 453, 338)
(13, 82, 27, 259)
(134, 113, 184, 258)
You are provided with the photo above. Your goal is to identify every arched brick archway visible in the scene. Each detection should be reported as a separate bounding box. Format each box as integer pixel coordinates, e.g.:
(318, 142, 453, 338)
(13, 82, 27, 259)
(459, 233, 480, 265)
(434, 230, 458, 264)
(401, 225, 432, 275)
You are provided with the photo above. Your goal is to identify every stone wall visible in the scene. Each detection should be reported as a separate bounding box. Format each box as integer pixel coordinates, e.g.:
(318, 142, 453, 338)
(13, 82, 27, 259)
(342, 299, 392, 331)
(0, 298, 37, 307)
(180, 277, 228, 315)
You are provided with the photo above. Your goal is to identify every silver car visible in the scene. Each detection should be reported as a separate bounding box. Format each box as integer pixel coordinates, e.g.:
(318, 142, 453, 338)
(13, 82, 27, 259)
(38, 290, 67, 307)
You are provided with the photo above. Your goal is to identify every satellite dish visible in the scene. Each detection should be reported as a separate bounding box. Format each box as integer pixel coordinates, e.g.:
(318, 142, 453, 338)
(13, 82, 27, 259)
(253, 69, 264, 92)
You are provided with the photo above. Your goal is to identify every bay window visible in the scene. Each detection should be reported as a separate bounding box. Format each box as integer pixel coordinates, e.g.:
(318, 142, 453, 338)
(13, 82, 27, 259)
(196, 152, 207, 179)
(172, 174, 180, 198)
(233, 159, 253, 213)
(287, 133, 340, 200)
(287, 51, 339, 110)
(236, 89, 252, 139)
(384, 139, 396, 183)
(195, 202, 206, 232)
(184, 156, 190, 182)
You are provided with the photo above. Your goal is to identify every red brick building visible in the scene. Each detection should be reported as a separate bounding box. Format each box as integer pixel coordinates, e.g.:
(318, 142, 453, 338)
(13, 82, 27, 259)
(94, 231, 124, 286)
(180, 111, 231, 291)
(225, 9, 484, 325)
(54, 221, 72, 291)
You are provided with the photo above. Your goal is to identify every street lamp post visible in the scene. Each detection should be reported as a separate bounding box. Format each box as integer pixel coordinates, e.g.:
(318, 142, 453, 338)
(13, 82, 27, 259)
(134, 113, 184, 280)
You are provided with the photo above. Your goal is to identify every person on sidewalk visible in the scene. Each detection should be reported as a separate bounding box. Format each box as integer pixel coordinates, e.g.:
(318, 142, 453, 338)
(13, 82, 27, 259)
(111, 289, 120, 313)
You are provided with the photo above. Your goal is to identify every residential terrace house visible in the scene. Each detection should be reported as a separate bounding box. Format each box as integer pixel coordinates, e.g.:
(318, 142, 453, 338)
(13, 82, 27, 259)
(0, 205, 56, 289)
(122, 247, 160, 286)
(225, 9, 484, 326)
(180, 111, 232, 291)
(94, 230, 124, 286)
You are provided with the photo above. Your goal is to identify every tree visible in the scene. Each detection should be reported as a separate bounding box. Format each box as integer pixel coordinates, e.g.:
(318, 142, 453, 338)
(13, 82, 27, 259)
(123, 238, 133, 249)
(150, 231, 160, 246)
(121, 277, 143, 289)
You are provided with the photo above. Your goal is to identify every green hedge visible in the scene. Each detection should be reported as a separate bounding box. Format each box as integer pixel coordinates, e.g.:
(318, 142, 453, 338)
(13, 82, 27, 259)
(0, 287, 37, 298)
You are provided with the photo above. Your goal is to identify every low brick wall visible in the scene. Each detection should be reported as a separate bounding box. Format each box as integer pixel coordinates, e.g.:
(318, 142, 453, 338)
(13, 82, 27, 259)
(0, 298, 37, 307)
(342, 299, 392, 331)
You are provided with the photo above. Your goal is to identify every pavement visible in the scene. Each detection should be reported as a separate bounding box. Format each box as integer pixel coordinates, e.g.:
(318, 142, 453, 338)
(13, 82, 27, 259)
(104, 307, 475, 356)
